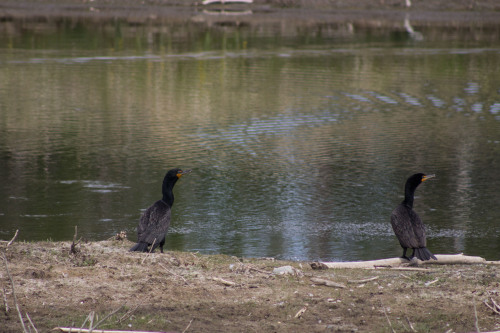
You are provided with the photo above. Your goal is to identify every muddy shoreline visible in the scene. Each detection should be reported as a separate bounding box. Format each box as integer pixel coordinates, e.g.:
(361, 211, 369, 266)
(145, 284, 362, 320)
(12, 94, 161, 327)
(1, 240, 500, 332)
(1, 0, 500, 29)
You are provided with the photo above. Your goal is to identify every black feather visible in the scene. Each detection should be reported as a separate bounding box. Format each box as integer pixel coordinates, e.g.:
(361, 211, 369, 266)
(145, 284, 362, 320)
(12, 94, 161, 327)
(130, 168, 189, 253)
(390, 173, 437, 261)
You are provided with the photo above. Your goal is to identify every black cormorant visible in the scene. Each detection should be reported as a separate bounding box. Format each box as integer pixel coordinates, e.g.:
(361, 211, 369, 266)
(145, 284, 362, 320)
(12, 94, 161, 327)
(390, 173, 437, 261)
(130, 168, 191, 253)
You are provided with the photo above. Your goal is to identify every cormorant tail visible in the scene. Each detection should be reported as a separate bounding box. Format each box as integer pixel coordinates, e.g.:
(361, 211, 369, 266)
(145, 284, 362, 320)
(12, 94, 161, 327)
(414, 247, 437, 261)
(129, 242, 149, 252)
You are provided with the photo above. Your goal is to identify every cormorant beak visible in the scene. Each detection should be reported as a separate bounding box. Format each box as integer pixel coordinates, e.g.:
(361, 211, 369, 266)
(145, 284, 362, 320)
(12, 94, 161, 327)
(422, 174, 435, 182)
(177, 169, 192, 179)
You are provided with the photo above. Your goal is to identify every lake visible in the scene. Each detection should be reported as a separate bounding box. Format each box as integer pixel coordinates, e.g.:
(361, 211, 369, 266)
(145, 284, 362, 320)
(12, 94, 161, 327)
(1, 11, 499, 261)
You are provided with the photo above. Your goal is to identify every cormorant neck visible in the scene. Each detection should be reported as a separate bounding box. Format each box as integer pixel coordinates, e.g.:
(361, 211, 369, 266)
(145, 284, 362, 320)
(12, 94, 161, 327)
(162, 180, 176, 207)
(403, 182, 419, 208)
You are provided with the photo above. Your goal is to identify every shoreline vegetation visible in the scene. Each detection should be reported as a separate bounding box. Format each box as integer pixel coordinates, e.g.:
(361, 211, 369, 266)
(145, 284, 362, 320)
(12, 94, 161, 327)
(1, 231, 500, 332)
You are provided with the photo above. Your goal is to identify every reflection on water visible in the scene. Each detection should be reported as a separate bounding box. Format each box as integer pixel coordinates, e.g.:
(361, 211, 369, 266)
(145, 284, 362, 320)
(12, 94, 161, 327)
(0, 18, 500, 261)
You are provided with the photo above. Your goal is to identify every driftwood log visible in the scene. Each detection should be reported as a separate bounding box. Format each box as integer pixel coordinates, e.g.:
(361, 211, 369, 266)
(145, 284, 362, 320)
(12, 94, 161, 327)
(311, 254, 500, 270)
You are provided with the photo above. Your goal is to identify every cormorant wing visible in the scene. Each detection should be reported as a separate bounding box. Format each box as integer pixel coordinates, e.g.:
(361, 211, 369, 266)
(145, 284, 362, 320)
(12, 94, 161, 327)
(137, 200, 172, 245)
(390, 205, 420, 249)
(409, 210, 427, 248)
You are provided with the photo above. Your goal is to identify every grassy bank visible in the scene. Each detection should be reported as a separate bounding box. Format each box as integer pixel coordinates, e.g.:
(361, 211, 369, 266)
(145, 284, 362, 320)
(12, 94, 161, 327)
(1, 239, 499, 332)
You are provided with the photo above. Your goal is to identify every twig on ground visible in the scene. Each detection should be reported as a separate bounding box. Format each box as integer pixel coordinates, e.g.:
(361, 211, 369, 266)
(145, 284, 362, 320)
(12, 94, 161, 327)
(26, 312, 39, 333)
(91, 306, 125, 330)
(473, 298, 480, 333)
(70, 226, 82, 255)
(88, 311, 95, 332)
(117, 304, 140, 323)
(380, 301, 395, 333)
(79, 311, 91, 331)
(141, 238, 156, 265)
(484, 298, 500, 315)
(405, 316, 416, 332)
(2, 286, 9, 314)
(310, 277, 346, 289)
(294, 305, 308, 319)
(211, 277, 237, 287)
(7, 229, 19, 247)
(159, 263, 188, 284)
(246, 265, 272, 275)
(182, 318, 194, 333)
(491, 298, 500, 313)
(347, 276, 379, 284)
(55, 328, 166, 333)
(425, 278, 439, 286)
(1, 230, 29, 333)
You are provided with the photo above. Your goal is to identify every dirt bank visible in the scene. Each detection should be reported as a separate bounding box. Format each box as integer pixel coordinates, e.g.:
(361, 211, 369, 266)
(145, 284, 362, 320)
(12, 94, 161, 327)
(1, 239, 500, 332)
(1, 0, 500, 28)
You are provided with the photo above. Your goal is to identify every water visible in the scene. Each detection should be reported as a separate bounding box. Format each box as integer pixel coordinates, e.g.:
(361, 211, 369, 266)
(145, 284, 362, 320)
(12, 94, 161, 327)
(1, 17, 500, 261)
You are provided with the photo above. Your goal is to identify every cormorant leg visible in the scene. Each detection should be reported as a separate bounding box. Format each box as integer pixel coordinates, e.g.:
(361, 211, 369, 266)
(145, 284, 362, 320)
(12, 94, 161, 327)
(409, 248, 416, 259)
(401, 248, 410, 260)
(159, 240, 165, 253)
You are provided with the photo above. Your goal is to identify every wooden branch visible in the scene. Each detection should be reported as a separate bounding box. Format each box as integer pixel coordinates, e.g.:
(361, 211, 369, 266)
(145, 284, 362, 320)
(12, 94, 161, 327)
(311, 254, 496, 270)
(54, 328, 166, 333)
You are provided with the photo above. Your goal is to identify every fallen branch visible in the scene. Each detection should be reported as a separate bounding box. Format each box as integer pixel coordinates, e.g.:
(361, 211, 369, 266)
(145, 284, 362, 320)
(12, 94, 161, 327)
(211, 277, 237, 287)
(202, 0, 253, 5)
(141, 238, 156, 265)
(70, 226, 81, 255)
(311, 254, 495, 269)
(424, 278, 439, 286)
(182, 318, 194, 333)
(159, 263, 188, 284)
(347, 276, 379, 284)
(294, 306, 307, 319)
(1, 230, 29, 333)
(117, 304, 140, 324)
(26, 312, 39, 333)
(310, 277, 346, 289)
(7, 229, 19, 247)
(380, 301, 395, 333)
(54, 328, 166, 333)
(92, 306, 125, 330)
(484, 298, 500, 315)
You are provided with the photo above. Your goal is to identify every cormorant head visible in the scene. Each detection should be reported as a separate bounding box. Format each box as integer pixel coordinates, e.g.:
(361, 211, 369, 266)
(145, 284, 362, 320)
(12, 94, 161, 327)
(406, 173, 435, 188)
(402, 173, 435, 206)
(163, 168, 192, 187)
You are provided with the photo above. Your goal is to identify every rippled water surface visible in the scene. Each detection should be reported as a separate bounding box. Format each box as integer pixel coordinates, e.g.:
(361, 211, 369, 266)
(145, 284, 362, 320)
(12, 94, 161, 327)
(1, 19, 500, 261)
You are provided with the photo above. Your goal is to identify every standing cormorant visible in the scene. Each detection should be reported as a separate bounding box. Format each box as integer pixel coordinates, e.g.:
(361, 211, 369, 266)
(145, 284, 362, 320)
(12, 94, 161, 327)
(390, 173, 437, 261)
(130, 168, 191, 253)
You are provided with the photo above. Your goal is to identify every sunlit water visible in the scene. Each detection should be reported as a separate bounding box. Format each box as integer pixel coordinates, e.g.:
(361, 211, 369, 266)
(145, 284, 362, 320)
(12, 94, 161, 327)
(1, 19, 500, 261)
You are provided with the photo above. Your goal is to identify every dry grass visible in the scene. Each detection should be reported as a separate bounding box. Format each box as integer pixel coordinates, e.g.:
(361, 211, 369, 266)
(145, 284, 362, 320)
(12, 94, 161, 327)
(0, 239, 499, 332)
